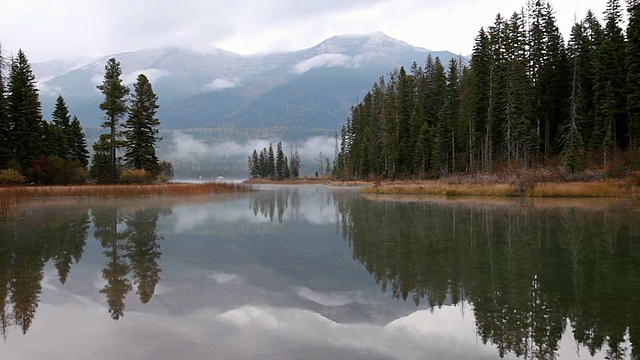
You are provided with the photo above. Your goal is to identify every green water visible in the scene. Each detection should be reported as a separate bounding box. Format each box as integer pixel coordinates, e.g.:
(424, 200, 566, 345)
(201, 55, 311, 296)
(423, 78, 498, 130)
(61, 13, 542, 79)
(1, 186, 639, 359)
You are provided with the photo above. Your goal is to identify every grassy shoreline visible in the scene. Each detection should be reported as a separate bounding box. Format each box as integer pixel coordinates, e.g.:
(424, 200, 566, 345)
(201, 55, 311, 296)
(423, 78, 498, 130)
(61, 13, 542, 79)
(0, 182, 251, 199)
(246, 176, 640, 198)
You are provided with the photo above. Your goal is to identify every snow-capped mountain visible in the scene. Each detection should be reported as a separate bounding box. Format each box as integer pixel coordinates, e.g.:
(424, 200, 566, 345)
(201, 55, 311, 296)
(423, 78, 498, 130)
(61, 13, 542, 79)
(33, 32, 460, 134)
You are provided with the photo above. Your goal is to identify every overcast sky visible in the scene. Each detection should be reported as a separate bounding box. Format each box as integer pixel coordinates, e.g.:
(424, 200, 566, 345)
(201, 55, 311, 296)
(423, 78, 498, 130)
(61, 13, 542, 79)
(1, 0, 608, 63)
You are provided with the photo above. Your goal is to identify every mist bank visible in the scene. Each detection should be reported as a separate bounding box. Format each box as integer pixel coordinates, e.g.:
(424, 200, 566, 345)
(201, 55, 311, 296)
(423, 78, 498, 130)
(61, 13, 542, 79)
(158, 131, 339, 179)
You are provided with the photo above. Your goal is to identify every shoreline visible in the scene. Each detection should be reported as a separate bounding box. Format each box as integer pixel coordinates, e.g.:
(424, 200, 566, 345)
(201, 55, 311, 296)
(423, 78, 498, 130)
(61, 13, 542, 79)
(245, 177, 640, 198)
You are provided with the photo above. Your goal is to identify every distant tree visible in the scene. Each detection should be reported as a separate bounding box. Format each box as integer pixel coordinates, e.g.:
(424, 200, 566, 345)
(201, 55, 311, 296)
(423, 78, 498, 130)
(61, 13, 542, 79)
(249, 149, 259, 178)
(7, 50, 44, 171)
(283, 155, 291, 179)
(267, 143, 275, 178)
(290, 149, 301, 178)
(124, 74, 161, 173)
(258, 148, 267, 177)
(275, 141, 285, 179)
(97, 58, 129, 182)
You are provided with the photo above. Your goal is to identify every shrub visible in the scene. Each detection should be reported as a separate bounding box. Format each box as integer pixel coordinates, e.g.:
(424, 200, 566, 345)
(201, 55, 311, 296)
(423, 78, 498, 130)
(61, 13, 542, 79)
(0, 168, 27, 185)
(120, 169, 155, 184)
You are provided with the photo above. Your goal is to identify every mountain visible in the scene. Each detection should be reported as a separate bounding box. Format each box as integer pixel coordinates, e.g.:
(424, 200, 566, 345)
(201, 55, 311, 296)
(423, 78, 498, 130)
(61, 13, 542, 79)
(33, 32, 461, 137)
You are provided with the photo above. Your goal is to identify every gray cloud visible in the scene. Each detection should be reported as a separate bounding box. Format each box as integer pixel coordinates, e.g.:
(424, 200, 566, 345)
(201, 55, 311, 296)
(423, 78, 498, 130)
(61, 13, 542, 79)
(0, 0, 608, 68)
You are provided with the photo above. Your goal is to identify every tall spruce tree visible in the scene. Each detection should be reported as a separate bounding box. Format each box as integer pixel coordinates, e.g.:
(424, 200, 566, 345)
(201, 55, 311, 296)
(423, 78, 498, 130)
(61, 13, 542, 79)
(0, 45, 11, 168)
(628, 0, 640, 149)
(594, 0, 628, 164)
(69, 116, 89, 167)
(97, 58, 129, 181)
(51, 95, 72, 159)
(124, 74, 160, 173)
(275, 141, 285, 180)
(7, 50, 45, 171)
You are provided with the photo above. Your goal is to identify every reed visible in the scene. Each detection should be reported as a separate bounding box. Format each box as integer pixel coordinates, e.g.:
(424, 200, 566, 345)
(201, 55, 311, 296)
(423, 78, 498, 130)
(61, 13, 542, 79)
(363, 179, 638, 198)
(0, 182, 250, 199)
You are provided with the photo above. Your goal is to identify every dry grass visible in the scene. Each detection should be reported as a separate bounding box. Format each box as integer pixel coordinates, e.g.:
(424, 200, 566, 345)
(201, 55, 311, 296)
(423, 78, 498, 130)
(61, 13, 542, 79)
(0, 182, 251, 220)
(0, 182, 250, 199)
(364, 179, 638, 198)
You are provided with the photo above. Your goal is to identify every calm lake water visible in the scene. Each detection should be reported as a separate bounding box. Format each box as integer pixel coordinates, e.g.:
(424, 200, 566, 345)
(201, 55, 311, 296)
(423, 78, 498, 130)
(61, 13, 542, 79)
(1, 185, 639, 360)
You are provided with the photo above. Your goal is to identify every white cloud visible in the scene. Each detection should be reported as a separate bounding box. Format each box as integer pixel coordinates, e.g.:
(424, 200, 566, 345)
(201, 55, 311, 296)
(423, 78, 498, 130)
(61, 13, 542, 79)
(295, 287, 353, 307)
(36, 77, 62, 97)
(205, 78, 238, 91)
(207, 272, 243, 284)
(293, 53, 355, 74)
(123, 68, 172, 85)
(168, 132, 211, 160)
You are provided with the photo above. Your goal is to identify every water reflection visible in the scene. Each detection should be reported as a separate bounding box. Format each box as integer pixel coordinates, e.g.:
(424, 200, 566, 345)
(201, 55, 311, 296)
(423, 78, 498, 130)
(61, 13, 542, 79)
(0, 203, 167, 336)
(1, 188, 639, 360)
(93, 207, 164, 320)
(335, 195, 640, 359)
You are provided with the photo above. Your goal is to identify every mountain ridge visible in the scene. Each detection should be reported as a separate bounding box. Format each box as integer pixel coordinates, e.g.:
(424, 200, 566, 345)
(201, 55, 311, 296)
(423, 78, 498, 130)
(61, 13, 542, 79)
(32, 32, 461, 136)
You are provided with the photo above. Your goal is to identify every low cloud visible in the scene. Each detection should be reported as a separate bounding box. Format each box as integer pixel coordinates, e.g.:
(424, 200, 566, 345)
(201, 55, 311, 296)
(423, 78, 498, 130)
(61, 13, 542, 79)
(167, 132, 336, 165)
(123, 68, 172, 84)
(293, 53, 357, 74)
(205, 78, 239, 91)
(36, 77, 62, 97)
(90, 68, 171, 88)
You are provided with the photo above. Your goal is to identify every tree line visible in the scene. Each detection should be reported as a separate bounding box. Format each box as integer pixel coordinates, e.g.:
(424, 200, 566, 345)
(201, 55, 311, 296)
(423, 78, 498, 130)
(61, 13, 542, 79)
(335, 0, 640, 180)
(0, 46, 170, 185)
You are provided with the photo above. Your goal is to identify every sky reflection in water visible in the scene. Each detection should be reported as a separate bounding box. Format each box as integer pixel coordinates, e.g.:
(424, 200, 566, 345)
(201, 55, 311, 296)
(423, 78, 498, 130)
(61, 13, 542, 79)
(1, 186, 638, 359)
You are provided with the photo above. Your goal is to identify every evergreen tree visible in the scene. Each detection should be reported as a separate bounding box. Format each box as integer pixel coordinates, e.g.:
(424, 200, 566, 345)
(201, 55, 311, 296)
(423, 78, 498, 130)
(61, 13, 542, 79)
(249, 149, 259, 178)
(91, 134, 114, 183)
(594, 0, 628, 163)
(124, 74, 161, 173)
(6, 50, 44, 171)
(68, 116, 89, 167)
(97, 58, 129, 181)
(275, 141, 285, 180)
(290, 149, 301, 178)
(628, 0, 640, 149)
(50, 95, 72, 159)
(470, 28, 493, 170)
(0, 45, 11, 168)
(267, 143, 275, 178)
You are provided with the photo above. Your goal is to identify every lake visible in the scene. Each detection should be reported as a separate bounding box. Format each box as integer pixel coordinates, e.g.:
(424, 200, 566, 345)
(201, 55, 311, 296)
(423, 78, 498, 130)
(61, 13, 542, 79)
(1, 185, 639, 359)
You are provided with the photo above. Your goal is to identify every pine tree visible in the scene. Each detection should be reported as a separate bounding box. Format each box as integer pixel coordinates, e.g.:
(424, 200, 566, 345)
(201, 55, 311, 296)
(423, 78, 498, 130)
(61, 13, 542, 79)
(68, 116, 89, 167)
(594, 0, 628, 164)
(249, 149, 259, 178)
(7, 50, 44, 171)
(124, 74, 161, 173)
(275, 141, 285, 180)
(97, 58, 129, 181)
(0, 45, 11, 168)
(267, 143, 275, 178)
(628, 0, 640, 149)
(470, 28, 493, 170)
(51, 95, 72, 159)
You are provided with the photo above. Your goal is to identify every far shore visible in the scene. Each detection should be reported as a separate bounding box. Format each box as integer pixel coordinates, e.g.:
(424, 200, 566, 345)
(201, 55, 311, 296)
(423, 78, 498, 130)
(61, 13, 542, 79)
(245, 176, 640, 198)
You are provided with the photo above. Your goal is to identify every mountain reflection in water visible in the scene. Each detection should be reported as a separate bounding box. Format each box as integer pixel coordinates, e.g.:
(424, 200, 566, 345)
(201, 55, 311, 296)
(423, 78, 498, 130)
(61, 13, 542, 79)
(0, 188, 639, 360)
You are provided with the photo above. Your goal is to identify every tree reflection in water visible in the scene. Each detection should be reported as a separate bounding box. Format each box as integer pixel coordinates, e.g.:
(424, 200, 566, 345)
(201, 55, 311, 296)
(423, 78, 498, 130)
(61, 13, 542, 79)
(335, 194, 640, 360)
(0, 203, 167, 337)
